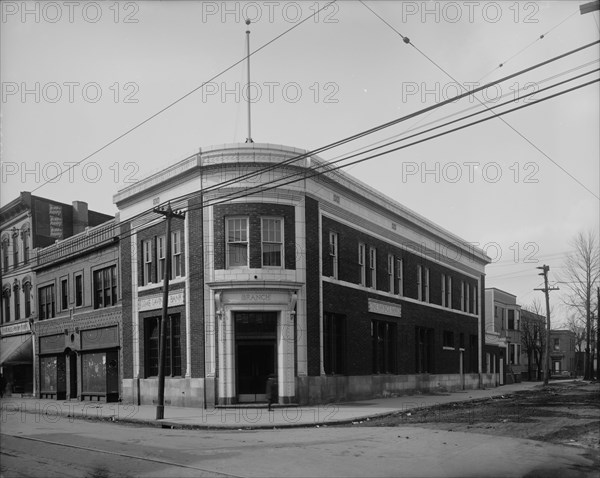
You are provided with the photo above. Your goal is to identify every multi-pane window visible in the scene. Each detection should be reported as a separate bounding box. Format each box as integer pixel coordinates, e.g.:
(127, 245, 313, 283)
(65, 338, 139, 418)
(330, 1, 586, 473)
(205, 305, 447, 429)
(171, 230, 183, 278)
(508, 310, 515, 329)
(22, 229, 30, 264)
(387, 255, 394, 292)
(471, 285, 477, 314)
(417, 266, 429, 302)
(2, 238, 9, 272)
(38, 285, 55, 320)
(157, 236, 166, 281)
(369, 247, 377, 289)
(23, 281, 31, 318)
(261, 218, 282, 267)
(358, 243, 366, 286)
(443, 330, 455, 349)
(75, 274, 83, 307)
(13, 284, 20, 321)
(61, 278, 68, 311)
(93, 265, 117, 309)
(415, 327, 433, 373)
(323, 312, 346, 375)
(144, 315, 181, 377)
(329, 232, 338, 279)
(396, 258, 403, 296)
(142, 240, 153, 285)
(227, 218, 248, 267)
(372, 320, 397, 374)
(465, 284, 470, 313)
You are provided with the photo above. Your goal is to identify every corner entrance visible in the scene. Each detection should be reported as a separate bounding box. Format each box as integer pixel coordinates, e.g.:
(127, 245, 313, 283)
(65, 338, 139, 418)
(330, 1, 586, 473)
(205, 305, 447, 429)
(235, 312, 277, 403)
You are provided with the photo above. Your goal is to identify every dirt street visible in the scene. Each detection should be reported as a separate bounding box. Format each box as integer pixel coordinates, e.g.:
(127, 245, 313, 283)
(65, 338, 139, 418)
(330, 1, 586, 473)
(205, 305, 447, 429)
(345, 380, 600, 468)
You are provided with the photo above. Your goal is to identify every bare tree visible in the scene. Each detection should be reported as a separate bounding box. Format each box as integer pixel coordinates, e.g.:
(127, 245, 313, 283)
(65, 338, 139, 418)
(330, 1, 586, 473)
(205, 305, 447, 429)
(560, 231, 600, 380)
(521, 299, 546, 381)
(565, 314, 586, 376)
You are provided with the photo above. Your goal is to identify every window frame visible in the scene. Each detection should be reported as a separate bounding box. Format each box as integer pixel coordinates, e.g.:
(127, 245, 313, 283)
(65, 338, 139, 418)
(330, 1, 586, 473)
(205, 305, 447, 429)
(323, 312, 346, 375)
(358, 243, 366, 286)
(261, 217, 283, 268)
(60, 277, 69, 311)
(157, 235, 166, 281)
(142, 239, 153, 285)
(74, 273, 83, 307)
(443, 330, 455, 350)
(171, 229, 183, 278)
(369, 246, 377, 289)
(371, 319, 397, 374)
(38, 284, 55, 321)
(226, 217, 249, 268)
(23, 281, 31, 318)
(144, 314, 182, 378)
(13, 283, 20, 321)
(329, 232, 338, 279)
(396, 258, 403, 296)
(93, 265, 118, 310)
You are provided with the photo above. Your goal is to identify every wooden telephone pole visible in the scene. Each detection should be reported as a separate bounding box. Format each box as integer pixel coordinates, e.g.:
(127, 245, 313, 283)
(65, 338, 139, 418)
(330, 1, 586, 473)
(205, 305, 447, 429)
(535, 265, 559, 385)
(154, 203, 185, 420)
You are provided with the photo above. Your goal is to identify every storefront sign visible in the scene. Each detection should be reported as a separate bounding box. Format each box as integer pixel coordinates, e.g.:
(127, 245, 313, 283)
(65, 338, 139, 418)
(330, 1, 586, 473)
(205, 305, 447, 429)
(368, 298, 401, 318)
(0, 321, 31, 337)
(138, 291, 184, 312)
(241, 293, 272, 302)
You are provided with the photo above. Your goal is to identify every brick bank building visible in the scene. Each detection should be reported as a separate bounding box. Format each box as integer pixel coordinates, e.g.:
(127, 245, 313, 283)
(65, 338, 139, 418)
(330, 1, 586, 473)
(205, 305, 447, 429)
(114, 143, 492, 407)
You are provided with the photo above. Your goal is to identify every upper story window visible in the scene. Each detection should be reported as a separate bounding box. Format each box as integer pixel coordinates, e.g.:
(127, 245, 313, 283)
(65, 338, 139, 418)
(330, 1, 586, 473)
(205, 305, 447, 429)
(261, 218, 283, 267)
(387, 254, 394, 292)
(142, 240, 153, 285)
(1, 237, 9, 273)
(13, 283, 20, 321)
(329, 232, 338, 279)
(417, 265, 429, 302)
(22, 228, 30, 264)
(471, 285, 478, 314)
(508, 309, 515, 329)
(171, 230, 183, 278)
(157, 235, 166, 281)
(38, 285, 55, 320)
(75, 274, 83, 307)
(358, 243, 366, 286)
(442, 274, 452, 308)
(93, 265, 117, 309)
(369, 247, 377, 289)
(2, 286, 10, 323)
(226, 217, 248, 268)
(553, 338, 560, 351)
(61, 278, 68, 311)
(12, 231, 19, 268)
(23, 281, 31, 318)
(396, 258, 403, 296)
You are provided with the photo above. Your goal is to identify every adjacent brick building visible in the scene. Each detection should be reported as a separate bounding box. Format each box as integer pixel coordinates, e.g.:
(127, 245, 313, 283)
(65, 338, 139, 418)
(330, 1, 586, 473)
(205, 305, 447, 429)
(114, 143, 492, 407)
(0, 192, 112, 397)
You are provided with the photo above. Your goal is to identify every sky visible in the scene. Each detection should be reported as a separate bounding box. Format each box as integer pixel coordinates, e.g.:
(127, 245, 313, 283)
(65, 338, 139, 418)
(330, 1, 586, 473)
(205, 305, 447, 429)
(1, 0, 599, 326)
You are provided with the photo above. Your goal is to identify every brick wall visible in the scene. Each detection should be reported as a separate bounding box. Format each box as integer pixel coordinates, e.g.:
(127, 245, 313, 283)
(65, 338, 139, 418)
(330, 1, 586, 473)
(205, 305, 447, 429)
(213, 203, 296, 270)
(304, 196, 321, 376)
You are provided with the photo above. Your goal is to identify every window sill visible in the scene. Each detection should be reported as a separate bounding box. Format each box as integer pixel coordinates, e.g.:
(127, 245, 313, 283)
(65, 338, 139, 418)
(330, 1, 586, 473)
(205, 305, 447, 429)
(442, 346, 456, 351)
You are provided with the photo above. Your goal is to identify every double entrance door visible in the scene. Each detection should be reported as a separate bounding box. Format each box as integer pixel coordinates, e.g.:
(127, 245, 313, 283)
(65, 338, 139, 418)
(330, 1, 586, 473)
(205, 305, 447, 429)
(235, 312, 277, 403)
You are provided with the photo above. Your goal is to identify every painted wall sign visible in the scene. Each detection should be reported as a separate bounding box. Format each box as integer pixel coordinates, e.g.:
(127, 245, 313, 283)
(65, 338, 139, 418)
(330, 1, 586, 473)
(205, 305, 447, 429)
(138, 291, 184, 312)
(368, 298, 401, 318)
(0, 321, 31, 337)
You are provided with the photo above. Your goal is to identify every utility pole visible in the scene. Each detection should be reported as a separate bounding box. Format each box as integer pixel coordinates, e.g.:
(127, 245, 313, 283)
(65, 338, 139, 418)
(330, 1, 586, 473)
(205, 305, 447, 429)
(535, 265, 559, 385)
(154, 203, 185, 420)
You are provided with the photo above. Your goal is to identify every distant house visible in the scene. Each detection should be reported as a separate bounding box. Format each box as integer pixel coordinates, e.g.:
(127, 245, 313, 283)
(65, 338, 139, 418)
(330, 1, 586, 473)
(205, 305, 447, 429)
(549, 329, 577, 377)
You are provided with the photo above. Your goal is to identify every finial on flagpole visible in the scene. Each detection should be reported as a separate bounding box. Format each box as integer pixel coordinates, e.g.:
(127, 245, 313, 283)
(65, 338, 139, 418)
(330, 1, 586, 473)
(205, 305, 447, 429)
(245, 19, 253, 143)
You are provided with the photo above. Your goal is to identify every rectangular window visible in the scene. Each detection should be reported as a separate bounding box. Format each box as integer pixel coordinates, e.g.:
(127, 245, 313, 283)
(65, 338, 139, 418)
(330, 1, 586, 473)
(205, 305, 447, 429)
(144, 314, 182, 377)
(415, 327, 433, 373)
(3, 292, 9, 323)
(396, 258, 403, 296)
(22, 230, 30, 265)
(75, 274, 83, 307)
(387, 254, 394, 292)
(323, 312, 346, 375)
(372, 320, 397, 374)
(466, 284, 470, 313)
(358, 243, 366, 286)
(508, 310, 515, 329)
(329, 232, 338, 279)
(369, 247, 377, 289)
(510, 344, 516, 365)
(443, 330, 455, 349)
(553, 338, 560, 351)
(24, 282, 31, 318)
(157, 235, 166, 281)
(12, 234, 19, 269)
(2, 239, 9, 273)
(13, 287, 20, 321)
(172, 230, 183, 278)
(459, 332, 465, 350)
(227, 217, 248, 267)
(142, 240, 153, 285)
(93, 265, 117, 309)
(261, 218, 282, 267)
(471, 285, 477, 314)
(38, 285, 55, 320)
(418, 266, 429, 302)
(461, 281, 468, 312)
(61, 278, 68, 311)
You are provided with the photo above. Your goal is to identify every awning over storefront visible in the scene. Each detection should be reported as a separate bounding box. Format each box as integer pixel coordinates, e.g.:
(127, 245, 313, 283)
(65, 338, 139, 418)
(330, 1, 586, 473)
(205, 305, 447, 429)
(0, 334, 33, 365)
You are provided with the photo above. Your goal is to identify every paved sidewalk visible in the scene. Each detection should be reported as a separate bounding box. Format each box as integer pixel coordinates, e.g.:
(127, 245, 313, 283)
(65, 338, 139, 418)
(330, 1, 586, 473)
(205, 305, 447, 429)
(1, 381, 542, 430)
